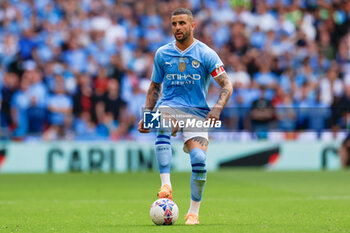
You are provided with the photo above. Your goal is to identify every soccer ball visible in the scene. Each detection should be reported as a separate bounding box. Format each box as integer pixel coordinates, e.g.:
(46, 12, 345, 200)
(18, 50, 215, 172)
(150, 198, 179, 225)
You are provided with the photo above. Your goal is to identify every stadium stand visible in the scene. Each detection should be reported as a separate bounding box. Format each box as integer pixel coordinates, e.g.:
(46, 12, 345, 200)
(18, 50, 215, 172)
(0, 0, 349, 141)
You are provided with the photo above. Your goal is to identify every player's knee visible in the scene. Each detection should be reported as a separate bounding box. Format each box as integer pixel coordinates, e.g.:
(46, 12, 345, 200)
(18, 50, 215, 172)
(190, 148, 206, 165)
(190, 148, 207, 180)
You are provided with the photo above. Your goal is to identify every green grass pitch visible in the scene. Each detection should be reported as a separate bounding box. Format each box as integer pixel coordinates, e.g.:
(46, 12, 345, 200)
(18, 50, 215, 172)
(0, 170, 349, 233)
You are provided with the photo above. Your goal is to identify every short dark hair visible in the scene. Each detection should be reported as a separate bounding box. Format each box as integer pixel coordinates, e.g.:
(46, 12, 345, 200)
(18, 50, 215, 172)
(171, 8, 193, 21)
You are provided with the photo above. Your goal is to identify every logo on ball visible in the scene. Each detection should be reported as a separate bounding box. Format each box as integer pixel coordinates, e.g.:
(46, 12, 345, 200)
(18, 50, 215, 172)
(150, 198, 179, 225)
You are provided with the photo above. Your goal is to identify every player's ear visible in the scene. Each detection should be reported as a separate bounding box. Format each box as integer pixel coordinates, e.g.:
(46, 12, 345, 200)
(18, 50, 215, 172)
(191, 21, 195, 30)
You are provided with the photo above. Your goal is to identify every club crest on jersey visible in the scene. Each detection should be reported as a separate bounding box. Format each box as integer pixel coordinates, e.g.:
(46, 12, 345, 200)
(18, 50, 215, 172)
(192, 60, 200, 68)
(178, 58, 186, 72)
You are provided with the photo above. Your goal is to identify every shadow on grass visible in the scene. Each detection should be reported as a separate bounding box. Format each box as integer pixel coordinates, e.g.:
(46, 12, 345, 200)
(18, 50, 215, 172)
(103, 223, 231, 228)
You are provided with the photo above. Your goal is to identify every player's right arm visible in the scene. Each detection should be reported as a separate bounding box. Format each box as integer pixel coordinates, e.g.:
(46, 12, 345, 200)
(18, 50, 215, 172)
(138, 49, 164, 133)
(145, 81, 162, 111)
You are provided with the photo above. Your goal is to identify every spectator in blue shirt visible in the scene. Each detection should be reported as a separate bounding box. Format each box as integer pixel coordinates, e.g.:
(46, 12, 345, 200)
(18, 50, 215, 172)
(62, 37, 87, 73)
(18, 29, 36, 60)
(276, 93, 297, 131)
(47, 83, 72, 126)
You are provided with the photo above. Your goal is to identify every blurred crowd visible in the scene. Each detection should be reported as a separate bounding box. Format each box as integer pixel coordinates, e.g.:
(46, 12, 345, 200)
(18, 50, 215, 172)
(0, 0, 350, 141)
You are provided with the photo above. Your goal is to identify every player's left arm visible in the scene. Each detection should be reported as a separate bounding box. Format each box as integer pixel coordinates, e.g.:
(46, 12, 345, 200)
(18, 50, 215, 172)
(206, 72, 233, 121)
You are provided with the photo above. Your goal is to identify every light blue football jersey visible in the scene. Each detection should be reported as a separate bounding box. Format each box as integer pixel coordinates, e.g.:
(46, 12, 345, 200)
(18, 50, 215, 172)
(151, 39, 224, 118)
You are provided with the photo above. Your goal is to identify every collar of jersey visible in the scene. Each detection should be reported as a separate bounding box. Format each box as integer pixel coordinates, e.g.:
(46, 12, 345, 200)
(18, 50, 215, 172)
(173, 39, 198, 55)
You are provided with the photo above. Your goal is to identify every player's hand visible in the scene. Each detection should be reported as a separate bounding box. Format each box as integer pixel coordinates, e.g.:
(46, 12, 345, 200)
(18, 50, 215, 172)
(205, 107, 222, 124)
(138, 119, 150, 133)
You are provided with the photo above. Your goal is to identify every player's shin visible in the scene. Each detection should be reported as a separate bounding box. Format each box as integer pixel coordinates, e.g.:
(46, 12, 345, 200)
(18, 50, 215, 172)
(155, 132, 172, 180)
(189, 148, 207, 215)
(155, 131, 173, 199)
